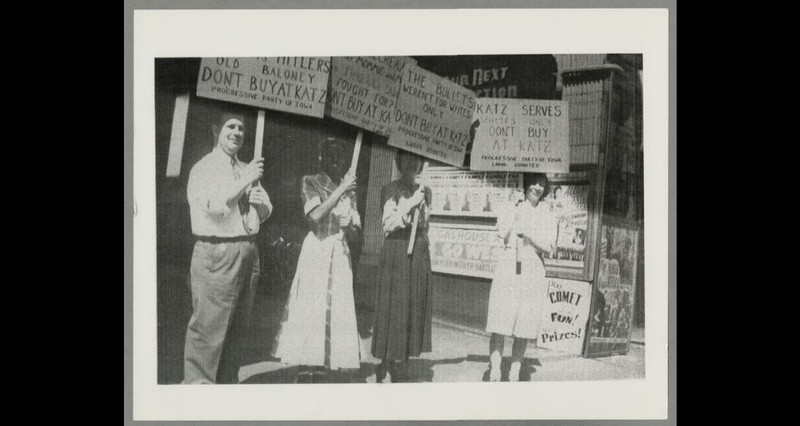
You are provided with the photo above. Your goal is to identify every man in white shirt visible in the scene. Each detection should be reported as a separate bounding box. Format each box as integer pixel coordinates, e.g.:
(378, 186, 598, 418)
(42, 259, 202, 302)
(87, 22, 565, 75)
(183, 110, 273, 384)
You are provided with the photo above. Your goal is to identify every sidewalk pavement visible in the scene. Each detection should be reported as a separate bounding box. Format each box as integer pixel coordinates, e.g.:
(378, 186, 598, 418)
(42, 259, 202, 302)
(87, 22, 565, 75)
(157, 263, 645, 384)
(238, 314, 644, 384)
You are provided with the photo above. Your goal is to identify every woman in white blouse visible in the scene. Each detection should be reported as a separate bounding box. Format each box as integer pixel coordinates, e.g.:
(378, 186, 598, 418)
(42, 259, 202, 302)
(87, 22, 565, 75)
(485, 173, 557, 382)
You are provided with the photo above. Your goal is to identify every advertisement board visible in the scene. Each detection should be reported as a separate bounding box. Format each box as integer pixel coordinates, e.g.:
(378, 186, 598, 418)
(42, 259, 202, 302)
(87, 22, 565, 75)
(584, 221, 640, 357)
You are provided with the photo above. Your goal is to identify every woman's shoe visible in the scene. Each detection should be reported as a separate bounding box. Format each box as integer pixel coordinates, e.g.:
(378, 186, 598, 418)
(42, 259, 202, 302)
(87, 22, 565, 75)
(375, 361, 392, 383)
(508, 362, 522, 382)
(489, 351, 502, 382)
(392, 361, 408, 383)
(489, 367, 501, 382)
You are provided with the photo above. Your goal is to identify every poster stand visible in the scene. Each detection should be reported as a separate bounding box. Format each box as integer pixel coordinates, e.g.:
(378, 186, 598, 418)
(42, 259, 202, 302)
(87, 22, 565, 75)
(421, 63, 641, 358)
(558, 65, 643, 358)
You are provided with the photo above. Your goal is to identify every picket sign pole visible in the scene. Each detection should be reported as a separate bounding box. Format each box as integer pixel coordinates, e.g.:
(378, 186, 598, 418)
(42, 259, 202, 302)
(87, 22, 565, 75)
(165, 92, 190, 177)
(338, 130, 363, 207)
(407, 161, 430, 255)
(350, 131, 363, 173)
(254, 110, 266, 159)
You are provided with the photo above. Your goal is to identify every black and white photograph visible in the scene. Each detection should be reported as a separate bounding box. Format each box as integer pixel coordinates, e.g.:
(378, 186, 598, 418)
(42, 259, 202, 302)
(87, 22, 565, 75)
(130, 6, 671, 422)
(156, 52, 643, 384)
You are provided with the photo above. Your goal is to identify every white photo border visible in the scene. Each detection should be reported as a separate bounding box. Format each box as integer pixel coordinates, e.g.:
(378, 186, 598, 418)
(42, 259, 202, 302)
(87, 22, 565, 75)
(132, 8, 670, 421)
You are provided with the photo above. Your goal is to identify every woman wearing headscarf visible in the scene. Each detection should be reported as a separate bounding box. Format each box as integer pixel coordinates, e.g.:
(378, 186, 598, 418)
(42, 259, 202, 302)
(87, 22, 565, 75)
(370, 149, 433, 383)
(272, 137, 361, 383)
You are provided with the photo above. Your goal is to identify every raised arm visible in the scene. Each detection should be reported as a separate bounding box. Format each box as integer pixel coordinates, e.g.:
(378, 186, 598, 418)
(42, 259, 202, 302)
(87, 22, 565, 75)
(187, 157, 264, 216)
(306, 171, 356, 225)
(384, 185, 426, 233)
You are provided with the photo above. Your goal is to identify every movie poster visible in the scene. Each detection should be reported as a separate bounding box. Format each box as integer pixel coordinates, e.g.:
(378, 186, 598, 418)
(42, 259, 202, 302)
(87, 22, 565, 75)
(584, 223, 639, 357)
(542, 182, 590, 273)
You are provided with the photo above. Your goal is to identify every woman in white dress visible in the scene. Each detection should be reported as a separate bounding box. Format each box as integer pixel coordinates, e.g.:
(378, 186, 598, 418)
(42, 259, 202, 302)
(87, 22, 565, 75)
(485, 173, 557, 382)
(271, 137, 362, 383)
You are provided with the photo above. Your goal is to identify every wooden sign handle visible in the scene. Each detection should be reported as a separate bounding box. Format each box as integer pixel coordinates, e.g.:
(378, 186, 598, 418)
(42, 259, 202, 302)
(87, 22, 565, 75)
(339, 131, 363, 204)
(165, 92, 190, 177)
(407, 161, 430, 255)
(254, 110, 266, 159)
(350, 131, 363, 174)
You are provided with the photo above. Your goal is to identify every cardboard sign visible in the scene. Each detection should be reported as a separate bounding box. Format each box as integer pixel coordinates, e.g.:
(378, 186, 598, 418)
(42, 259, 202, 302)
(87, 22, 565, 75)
(388, 65, 476, 167)
(470, 99, 569, 173)
(196, 57, 330, 118)
(425, 169, 521, 217)
(428, 226, 504, 279)
(537, 278, 592, 355)
(326, 56, 415, 137)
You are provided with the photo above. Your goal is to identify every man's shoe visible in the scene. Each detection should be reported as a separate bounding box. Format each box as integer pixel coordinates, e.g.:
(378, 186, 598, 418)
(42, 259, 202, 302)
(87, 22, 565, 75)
(312, 371, 327, 384)
(295, 371, 313, 384)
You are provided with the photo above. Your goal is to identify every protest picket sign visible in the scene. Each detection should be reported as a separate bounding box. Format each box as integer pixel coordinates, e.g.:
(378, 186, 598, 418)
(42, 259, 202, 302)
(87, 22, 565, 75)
(537, 278, 592, 355)
(165, 91, 190, 177)
(470, 98, 570, 173)
(407, 161, 429, 255)
(254, 110, 266, 159)
(388, 65, 476, 167)
(196, 57, 330, 118)
(326, 56, 416, 137)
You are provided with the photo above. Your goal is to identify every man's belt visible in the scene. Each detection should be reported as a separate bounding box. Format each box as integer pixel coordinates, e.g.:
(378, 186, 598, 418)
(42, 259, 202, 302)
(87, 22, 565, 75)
(195, 235, 257, 244)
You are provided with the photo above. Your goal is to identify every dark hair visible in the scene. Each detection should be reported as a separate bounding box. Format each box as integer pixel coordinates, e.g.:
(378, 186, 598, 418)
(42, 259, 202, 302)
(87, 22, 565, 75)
(393, 149, 424, 176)
(210, 110, 245, 143)
(212, 110, 245, 129)
(317, 137, 349, 164)
(522, 173, 550, 199)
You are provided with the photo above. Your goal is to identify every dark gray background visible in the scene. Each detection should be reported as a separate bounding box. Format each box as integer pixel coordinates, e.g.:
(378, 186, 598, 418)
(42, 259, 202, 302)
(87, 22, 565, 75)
(123, 0, 677, 424)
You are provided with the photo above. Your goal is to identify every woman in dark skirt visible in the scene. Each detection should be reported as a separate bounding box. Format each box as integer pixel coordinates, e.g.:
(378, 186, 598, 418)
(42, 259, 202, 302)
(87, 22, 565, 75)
(370, 149, 432, 383)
